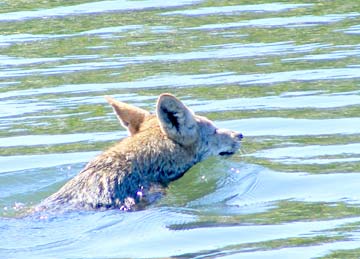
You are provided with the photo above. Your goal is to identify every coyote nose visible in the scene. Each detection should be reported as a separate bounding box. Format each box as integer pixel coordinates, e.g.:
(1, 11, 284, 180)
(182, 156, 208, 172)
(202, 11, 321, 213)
(233, 132, 243, 140)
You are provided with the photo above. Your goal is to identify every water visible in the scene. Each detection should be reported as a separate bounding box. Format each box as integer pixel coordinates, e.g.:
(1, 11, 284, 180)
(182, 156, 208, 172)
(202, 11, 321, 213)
(1, 0, 360, 258)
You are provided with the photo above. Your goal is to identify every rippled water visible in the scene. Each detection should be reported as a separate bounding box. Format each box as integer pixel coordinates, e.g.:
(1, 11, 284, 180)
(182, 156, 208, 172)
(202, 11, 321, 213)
(1, 0, 360, 258)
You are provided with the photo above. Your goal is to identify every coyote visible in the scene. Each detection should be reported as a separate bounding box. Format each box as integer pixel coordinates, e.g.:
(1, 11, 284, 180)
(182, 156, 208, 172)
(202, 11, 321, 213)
(40, 94, 243, 211)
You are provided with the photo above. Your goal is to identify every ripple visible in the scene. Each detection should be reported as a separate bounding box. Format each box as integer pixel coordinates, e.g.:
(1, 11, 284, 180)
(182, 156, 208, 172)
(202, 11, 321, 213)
(283, 45, 360, 62)
(339, 24, 360, 34)
(0, 99, 54, 117)
(0, 25, 167, 47)
(189, 164, 260, 211)
(113, 42, 330, 62)
(0, 34, 67, 47)
(190, 91, 360, 112)
(0, 131, 125, 148)
(162, 3, 313, 16)
(6, 214, 360, 259)
(220, 237, 360, 259)
(2, 42, 353, 80)
(221, 164, 360, 205)
(61, 67, 360, 89)
(0, 165, 80, 200)
(45, 216, 360, 258)
(218, 117, 360, 136)
(0, 61, 126, 78)
(0, 55, 69, 67)
(0, 41, 331, 78)
(82, 25, 143, 35)
(5, 64, 358, 88)
(0, 94, 152, 122)
(250, 143, 360, 160)
(189, 13, 360, 30)
(0, 0, 203, 21)
(248, 143, 360, 165)
(0, 151, 98, 173)
(0, 26, 139, 46)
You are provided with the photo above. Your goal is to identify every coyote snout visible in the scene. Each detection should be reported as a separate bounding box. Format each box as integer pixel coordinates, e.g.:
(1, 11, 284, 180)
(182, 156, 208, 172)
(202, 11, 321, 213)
(216, 130, 243, 156)
(40, 93, 243, 211)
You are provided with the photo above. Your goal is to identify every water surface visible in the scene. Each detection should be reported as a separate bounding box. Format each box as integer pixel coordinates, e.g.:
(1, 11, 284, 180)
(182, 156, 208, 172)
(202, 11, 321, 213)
(1, 0, 360, 258)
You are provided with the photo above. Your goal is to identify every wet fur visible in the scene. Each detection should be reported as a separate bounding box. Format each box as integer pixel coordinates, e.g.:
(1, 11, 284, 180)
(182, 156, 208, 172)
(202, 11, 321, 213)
(39, 94, 242, 211)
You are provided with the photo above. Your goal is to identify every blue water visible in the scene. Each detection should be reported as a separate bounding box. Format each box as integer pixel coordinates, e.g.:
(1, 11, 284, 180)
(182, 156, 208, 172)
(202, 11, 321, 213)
(1, 0, 360, 258)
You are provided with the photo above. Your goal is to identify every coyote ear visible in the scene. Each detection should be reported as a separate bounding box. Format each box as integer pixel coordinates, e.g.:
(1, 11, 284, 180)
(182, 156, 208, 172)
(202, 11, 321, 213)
(105, 96, 150, 135)
(157, 93, 197, 145)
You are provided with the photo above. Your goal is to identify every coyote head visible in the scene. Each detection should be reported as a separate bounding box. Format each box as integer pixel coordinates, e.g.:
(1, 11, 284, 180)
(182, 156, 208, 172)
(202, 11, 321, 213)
(106, 93, 243, 161)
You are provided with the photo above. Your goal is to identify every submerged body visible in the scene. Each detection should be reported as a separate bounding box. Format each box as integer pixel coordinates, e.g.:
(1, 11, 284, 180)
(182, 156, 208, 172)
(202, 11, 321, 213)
(40, 94, 242, 211)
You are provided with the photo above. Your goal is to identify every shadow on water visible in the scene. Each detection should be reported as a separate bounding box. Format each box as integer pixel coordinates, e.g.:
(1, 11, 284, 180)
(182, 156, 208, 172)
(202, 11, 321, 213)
(1, 0, 360, 258)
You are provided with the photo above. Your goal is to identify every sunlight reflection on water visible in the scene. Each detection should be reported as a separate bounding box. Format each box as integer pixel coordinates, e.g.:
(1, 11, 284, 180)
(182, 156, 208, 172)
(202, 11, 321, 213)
(1, 0, 360, 258)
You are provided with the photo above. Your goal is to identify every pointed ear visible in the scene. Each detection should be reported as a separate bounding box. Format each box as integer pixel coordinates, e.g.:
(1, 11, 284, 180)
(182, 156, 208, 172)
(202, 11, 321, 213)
(156, 93, 198, 145)
(105, 96, 150, 135)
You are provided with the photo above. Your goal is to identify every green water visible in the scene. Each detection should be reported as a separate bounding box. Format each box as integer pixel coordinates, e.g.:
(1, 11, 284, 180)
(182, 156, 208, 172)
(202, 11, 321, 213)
(1, 0, 360, 258)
